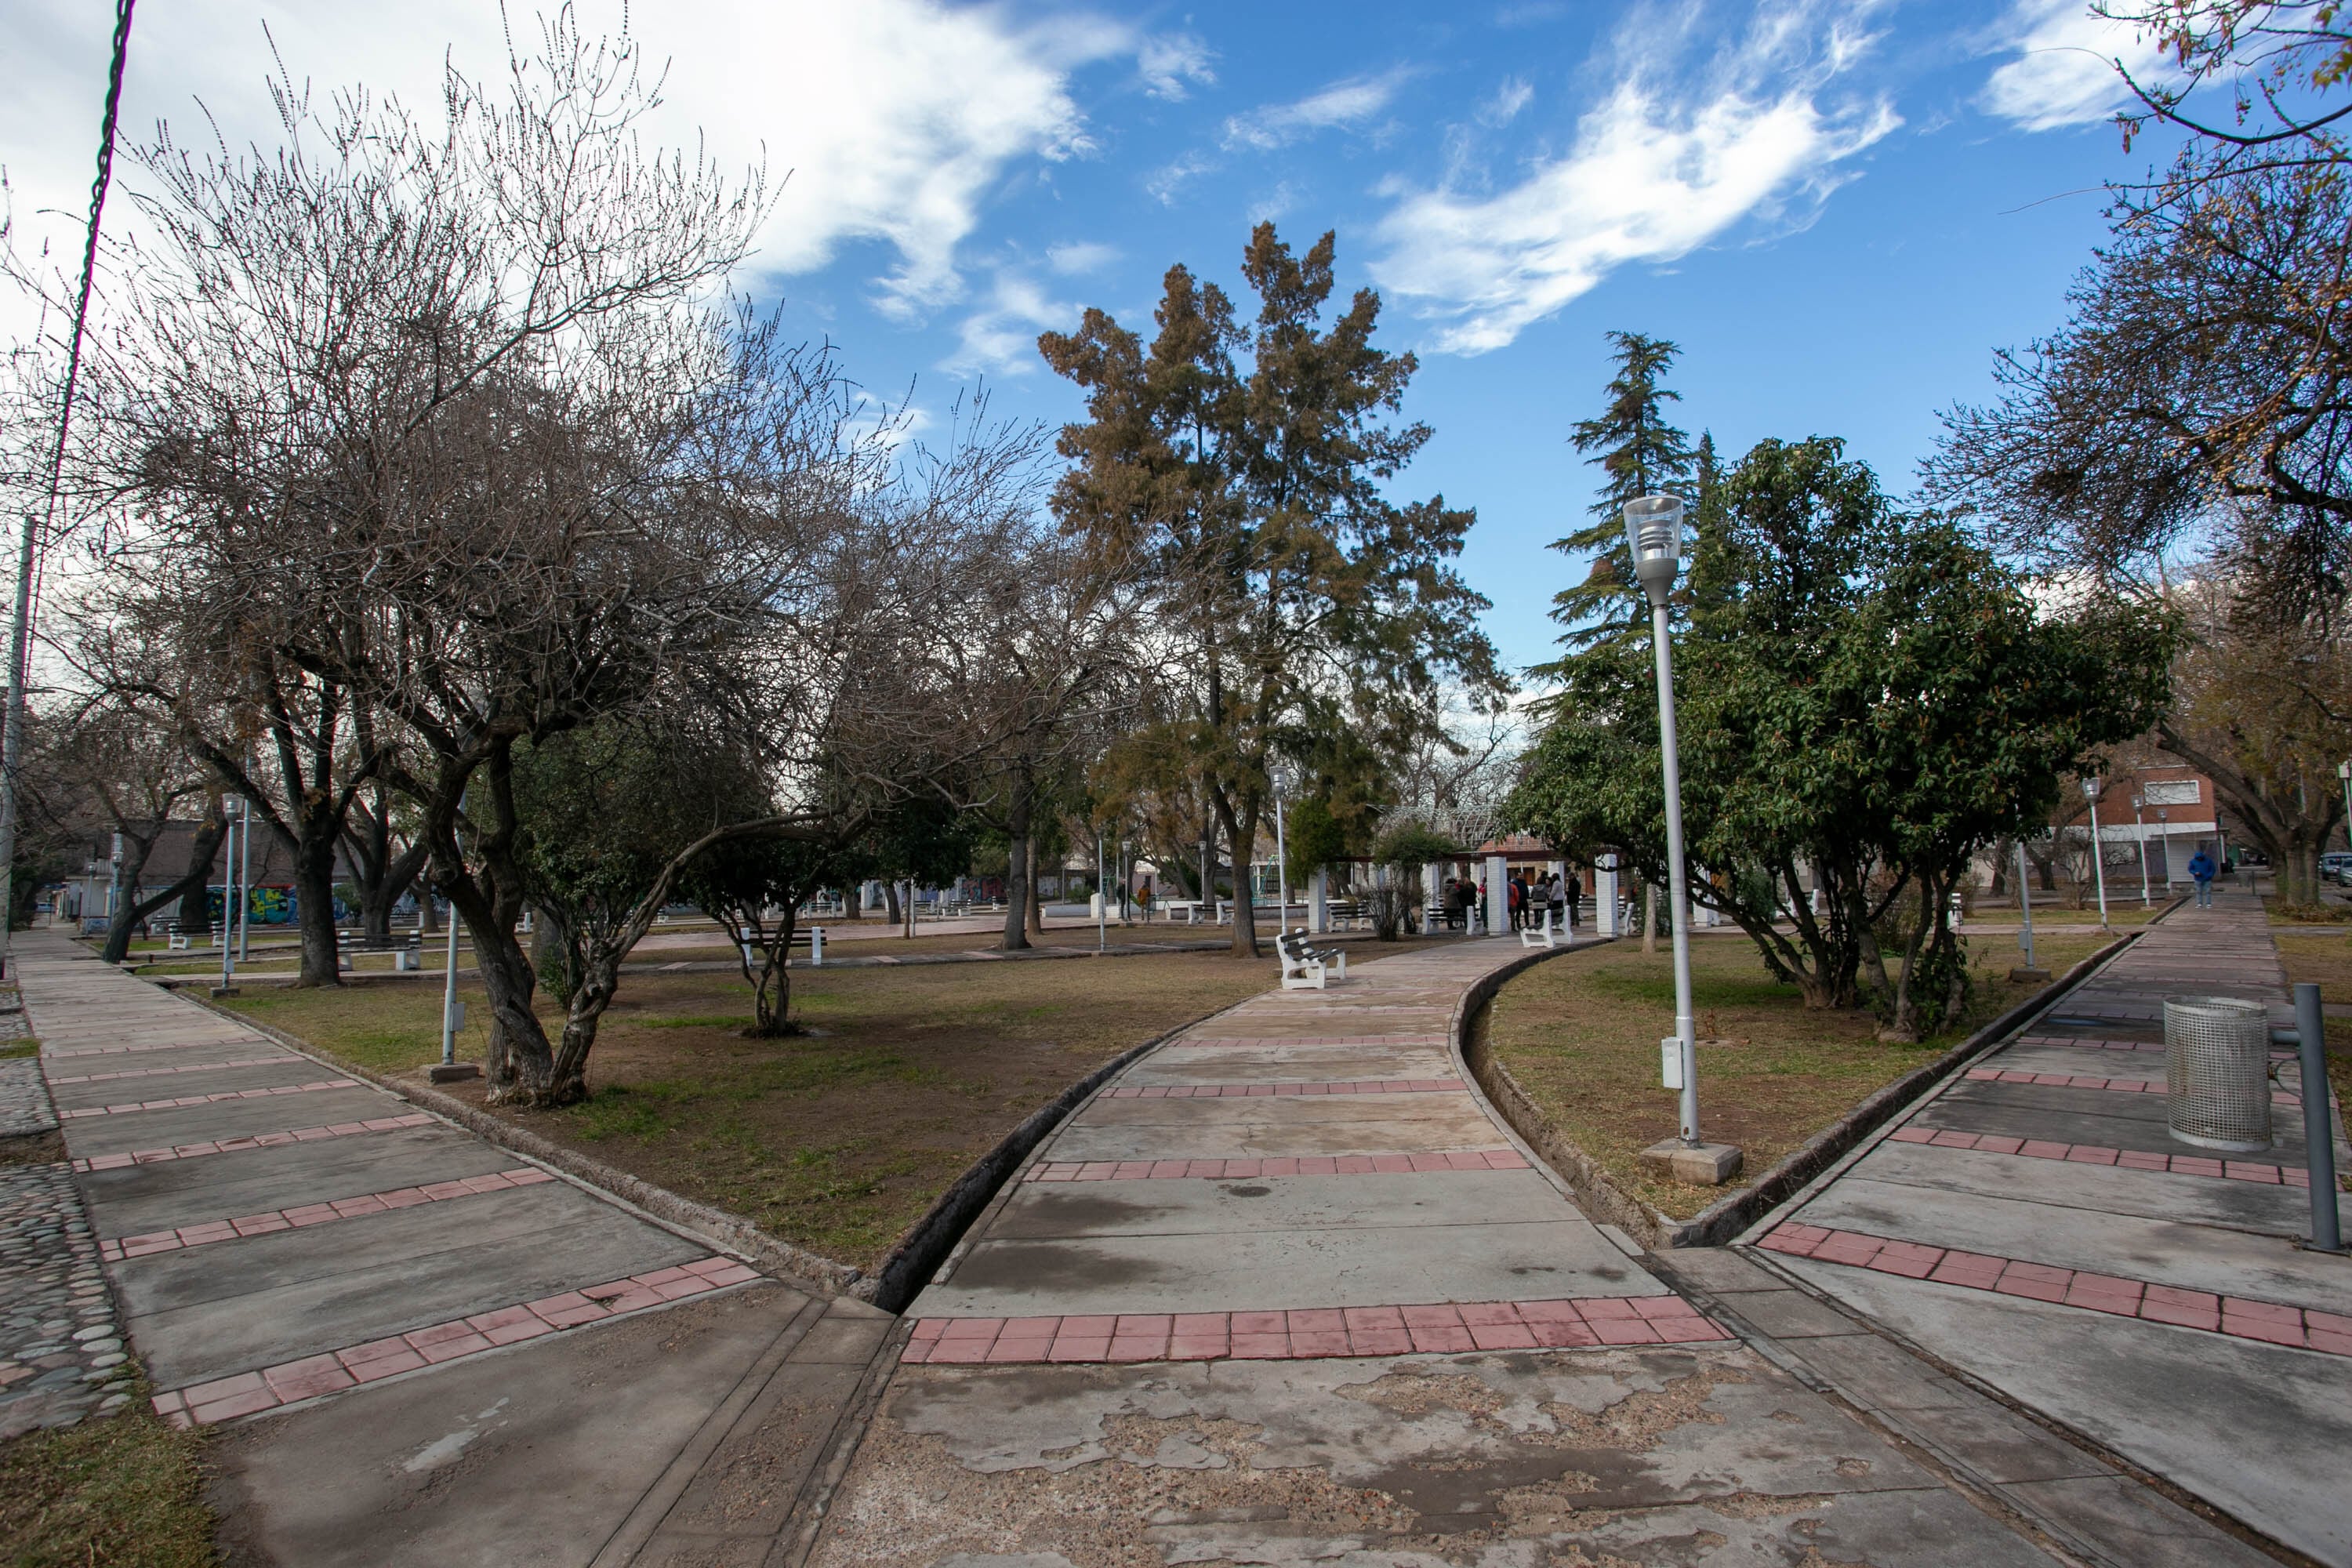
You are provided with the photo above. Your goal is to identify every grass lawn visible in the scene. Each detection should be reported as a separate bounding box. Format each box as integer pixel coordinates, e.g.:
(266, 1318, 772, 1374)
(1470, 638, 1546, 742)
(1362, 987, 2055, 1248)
(1483, 925, 2129, 1221)
(2262, 927, 2352, 1157)
(0, 1404, 216, 1567)
(218, 933, 1450, 1270)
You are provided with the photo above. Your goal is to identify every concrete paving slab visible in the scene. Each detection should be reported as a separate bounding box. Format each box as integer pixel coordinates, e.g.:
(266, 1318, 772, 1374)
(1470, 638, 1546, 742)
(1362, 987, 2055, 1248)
(1044, 1100, 1509, 1162)
(209, 1281, 813, 1568)
(989, 1170, 1573, 1240)
(1917, 1083, 2306, 1156)
(58, 1086, 401, 1156)
(45, 1039, 306, 1072)
(1797, 1175, 2352, 1312)
(78, 1125, 518, 1238)
(925, 1219, 1661, 1316)
(808, 1347, 2060, 1568)
(1710, 1288, 1866, 1339)
(118, 1180, 710, 1386)
(2004, 1477, 2287, 1568)
(1779, 1256, 2352, 1566)
(45, 1058, 345, 1111)
(1842, 1141, 2314, 1237)
(1118, 1048, 1457, 1083)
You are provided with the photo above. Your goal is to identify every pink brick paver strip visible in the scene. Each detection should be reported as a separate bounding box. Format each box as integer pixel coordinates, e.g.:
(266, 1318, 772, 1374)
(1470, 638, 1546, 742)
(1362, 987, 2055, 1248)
(56, 1077, 361, 1119)
(1961, 1066, 2298, 1106)
(902, 1296, 1728, 1364)
(1883, 1124, 2307, 1185)
(1025, 1148, 1530, 1182)
(70, 1111, 437, 1171)
(1100, 1078, 1465, 1098)
(1758, 1222, 2349, 1357)
(151, 1255, 766, 1426)
(98, 1167, 557, 1261)
(48, 1054, 292, 1084)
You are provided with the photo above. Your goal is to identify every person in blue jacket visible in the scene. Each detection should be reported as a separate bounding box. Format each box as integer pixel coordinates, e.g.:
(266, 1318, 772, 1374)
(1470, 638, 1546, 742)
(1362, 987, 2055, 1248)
(2187, 848, 2216, 908)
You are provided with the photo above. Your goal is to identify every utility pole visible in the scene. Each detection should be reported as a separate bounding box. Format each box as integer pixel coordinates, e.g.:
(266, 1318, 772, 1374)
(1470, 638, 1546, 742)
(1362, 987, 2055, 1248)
(0, 0, 137, 978)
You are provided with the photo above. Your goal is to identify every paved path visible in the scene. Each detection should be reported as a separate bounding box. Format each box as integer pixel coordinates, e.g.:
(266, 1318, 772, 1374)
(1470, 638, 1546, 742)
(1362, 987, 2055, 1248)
(808, 938, 2225, 1567)
(1747, 902, 2352, 1566)
(16, 931, 894, 1566)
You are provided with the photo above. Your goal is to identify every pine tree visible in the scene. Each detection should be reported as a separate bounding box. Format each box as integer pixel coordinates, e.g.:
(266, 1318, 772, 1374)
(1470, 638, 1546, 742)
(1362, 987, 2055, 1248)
(1542, 332, 1695, 659)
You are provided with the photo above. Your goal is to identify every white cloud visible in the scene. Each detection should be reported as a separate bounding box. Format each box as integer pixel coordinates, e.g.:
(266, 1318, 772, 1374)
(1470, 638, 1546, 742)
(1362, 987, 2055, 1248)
(0, 0, 1112, 338)
(1146, 151, 1217, 205)
(1979, 0, 2176, 132)
(1138, 32, 1217, 101)
(1479, 78, 1536, 128)
(948, 269, 1077, 375)
(1221, 70, 1410, 151)
(1046, 241, 1120, 274)
(1370, 2, 1896, 354)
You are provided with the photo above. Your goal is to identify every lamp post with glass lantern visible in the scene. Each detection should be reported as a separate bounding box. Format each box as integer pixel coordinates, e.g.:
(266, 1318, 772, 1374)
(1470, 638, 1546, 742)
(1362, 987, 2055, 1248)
(2132, 792, 2151, 906)
(2083, 775, 2111, 928)
(1624, 495, 1740, 1186)
(2156, 807, 2170, 890)
(2338, 761, 2352, 861)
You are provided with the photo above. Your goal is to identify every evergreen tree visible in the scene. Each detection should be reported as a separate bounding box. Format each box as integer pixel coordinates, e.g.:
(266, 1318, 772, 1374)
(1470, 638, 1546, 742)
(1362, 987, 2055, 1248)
(1541, 332, 1696, 664)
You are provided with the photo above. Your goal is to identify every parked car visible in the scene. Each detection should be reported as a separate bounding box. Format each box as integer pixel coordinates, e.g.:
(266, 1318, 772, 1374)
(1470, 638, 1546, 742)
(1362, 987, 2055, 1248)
(2322, 852, 2352, 885)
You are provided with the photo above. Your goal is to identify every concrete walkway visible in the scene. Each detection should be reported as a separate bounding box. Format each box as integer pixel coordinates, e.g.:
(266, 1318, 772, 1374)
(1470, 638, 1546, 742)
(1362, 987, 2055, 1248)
(16, 930, 893, 1566)
(807, 938, 2215, 1567)
(1746, 901, 2352, 1565)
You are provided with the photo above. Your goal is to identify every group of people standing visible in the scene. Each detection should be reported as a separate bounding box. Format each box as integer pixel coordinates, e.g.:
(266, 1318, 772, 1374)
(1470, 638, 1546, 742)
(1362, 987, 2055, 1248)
(1438, 867, 1585, 932)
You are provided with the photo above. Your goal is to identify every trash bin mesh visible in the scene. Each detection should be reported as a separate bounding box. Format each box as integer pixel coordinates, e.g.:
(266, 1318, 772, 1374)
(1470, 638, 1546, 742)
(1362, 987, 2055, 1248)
(2163, 996, 2272, 1153)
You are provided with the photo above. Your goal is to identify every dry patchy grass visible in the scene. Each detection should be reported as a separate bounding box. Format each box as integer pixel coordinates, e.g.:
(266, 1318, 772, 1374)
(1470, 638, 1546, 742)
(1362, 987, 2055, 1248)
(0, 1403, 215, 1568)
(1484, 927, 2128, 1221)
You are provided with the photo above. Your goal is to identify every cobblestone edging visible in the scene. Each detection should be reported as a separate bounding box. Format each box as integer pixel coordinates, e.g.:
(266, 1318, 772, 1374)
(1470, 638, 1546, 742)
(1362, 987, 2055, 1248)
(0, 1046, 136, 1439)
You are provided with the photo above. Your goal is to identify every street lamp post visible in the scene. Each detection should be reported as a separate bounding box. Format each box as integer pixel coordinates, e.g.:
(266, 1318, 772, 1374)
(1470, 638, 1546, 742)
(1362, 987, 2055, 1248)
(2132, 792, 2151, 907)
(2157, 807, 2170, 891)
(1624, 495, 1738, 1185)
(2339, 761, 2352, 858)
(2083, 775, 2111, 928)
(1272, 781, 1290, 935)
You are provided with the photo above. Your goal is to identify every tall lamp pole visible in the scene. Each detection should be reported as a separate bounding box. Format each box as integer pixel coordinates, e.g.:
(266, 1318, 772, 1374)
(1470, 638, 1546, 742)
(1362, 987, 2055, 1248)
(1626, 495, 1731, 1179)
(2132, 792, 2151, 907)
(2338, 761, 2352, 862)
(1273, 779, 1290, 935)
(2083, 775, 2111, 928)
(2157, 807, 2170, 891)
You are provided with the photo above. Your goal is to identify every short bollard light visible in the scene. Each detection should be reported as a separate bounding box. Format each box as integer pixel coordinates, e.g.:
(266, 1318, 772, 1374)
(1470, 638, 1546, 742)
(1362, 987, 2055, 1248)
(1621, 492, 1741, 1187)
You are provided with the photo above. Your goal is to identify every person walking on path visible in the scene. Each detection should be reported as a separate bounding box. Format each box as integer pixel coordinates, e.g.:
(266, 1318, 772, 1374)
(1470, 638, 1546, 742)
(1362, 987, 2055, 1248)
(2189, 847, 2216, 907)
(1563, 868, 1581, 932)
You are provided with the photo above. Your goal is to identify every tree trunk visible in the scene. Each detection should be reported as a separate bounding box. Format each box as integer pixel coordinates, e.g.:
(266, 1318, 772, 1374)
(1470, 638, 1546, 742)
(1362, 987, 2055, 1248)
(100, 817, 229, 964)
(883, 879, 902, 927)
(1215, 789, 1262, 959)
(292, 819, 344, 988)
(752, 905, 797, 1035)
(1642, 883, 1657, 954)
(1025, 837, 1045, 936)
(1001, 776, 1033, 952)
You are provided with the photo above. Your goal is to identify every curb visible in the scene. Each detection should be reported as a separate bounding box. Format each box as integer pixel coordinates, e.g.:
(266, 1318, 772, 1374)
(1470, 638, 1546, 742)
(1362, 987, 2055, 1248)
(1463, 923, 2151, 1250)
(873, 983, 1288, 1312)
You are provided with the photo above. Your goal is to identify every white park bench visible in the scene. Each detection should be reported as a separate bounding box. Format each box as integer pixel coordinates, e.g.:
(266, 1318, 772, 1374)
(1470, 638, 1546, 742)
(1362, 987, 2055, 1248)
(1520, 907, 1562, 949)
(1277, 929, 1347, 990)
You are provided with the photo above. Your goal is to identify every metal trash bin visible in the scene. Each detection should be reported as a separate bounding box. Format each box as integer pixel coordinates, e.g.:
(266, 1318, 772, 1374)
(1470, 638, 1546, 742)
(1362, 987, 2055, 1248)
(2163, 996, 2273, 1152)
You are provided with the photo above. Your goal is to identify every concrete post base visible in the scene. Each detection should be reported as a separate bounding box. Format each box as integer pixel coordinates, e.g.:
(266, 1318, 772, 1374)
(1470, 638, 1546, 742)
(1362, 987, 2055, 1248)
(209, 985, 240, 998)
(2007, 966, 2052, 983)
(427, 1062, 483, 1083)
(1639, 1138, 1744, 1186)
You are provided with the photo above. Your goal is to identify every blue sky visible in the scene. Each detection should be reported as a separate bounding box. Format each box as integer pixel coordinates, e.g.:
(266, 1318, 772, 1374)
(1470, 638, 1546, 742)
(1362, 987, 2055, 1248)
(3, 0, 2191, 677)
